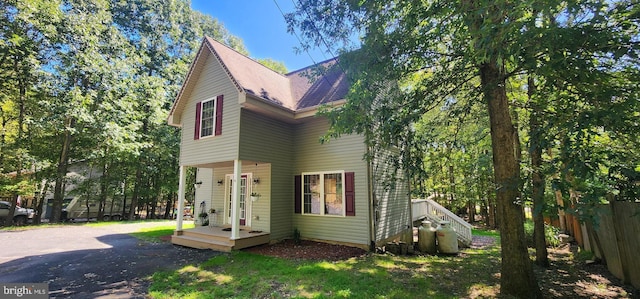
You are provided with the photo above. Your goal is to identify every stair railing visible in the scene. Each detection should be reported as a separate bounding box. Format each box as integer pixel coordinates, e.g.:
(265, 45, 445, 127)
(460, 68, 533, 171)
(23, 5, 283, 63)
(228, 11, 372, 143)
(412, 198, 473, 246)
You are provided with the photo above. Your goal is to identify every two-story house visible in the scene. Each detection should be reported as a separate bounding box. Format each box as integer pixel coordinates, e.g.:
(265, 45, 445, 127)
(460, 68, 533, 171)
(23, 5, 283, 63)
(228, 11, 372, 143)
(168, 36, 411, 252)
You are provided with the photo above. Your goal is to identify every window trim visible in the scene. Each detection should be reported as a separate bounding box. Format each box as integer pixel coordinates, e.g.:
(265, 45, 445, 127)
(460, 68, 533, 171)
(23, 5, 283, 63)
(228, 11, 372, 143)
(199, 96, 218, 139)
(301, 170, 346, 217)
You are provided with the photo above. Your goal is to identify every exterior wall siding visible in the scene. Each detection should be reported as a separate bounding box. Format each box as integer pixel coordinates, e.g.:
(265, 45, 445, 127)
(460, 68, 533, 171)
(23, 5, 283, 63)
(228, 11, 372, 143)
(193, 168, 214, 226)
(209, 164, 271, 233)
(179, 54, 241, 166)
(211, 167, 232, 227)
(238, 110, 294, 241)
(371, 147, 411, 244)
(292, 117, 370, 246)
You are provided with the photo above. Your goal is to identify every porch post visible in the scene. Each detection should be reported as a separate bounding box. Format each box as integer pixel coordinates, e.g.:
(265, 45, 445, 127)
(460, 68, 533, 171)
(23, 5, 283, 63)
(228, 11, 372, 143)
(231, 159, 242, 239)
(176, 165, 185, 231)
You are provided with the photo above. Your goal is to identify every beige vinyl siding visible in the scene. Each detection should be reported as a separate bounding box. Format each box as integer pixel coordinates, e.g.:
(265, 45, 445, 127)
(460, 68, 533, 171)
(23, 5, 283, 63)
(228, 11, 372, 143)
(246, 163, 271, 232)
(371, 147, 411, 244)
(179, 54, 241, 167)
(238, 110, 294, 240)
(293, 117, 370, 246)
(209, 164, 270, 232)
(211, 167, 232, 227)
(193, 168, 214, 226)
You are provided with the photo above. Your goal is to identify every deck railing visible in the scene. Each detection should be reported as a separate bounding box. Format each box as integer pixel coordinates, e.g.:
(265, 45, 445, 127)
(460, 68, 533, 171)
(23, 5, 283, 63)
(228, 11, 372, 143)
(412, 198, 473, 246)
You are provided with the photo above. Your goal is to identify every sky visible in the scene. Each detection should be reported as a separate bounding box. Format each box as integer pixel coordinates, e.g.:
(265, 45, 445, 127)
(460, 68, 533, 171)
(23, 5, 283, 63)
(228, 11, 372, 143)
(190, 0, 333, 72)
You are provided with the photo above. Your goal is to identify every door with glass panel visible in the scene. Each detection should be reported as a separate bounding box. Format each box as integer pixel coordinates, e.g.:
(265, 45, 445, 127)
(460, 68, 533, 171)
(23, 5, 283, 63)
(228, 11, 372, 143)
(226, 175, 247, 226)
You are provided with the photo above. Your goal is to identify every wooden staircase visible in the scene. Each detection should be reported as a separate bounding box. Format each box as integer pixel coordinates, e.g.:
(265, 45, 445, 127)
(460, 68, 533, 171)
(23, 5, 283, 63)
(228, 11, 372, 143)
(412, 198, 473, 246)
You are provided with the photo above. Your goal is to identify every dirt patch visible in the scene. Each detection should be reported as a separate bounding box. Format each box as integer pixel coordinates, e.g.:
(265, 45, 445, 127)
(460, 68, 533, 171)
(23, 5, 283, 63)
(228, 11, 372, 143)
(536, 244, 638, 298)
(243, 239, 367, 261)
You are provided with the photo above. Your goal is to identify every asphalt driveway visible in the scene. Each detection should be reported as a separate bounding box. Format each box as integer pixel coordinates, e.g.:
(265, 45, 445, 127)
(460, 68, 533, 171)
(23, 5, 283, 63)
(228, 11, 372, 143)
(0, 222, 217, 298)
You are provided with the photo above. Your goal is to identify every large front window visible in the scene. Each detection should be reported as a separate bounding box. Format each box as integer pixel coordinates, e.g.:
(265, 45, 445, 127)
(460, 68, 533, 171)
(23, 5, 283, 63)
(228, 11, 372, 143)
(200, 98, 216, 138)
(302, 171, 344, 216)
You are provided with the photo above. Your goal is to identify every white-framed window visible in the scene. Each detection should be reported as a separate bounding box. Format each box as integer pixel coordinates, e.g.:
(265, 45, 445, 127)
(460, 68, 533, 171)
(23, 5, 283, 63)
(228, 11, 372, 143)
(199, 97, 217, 138)
(302, 171, 345, 216)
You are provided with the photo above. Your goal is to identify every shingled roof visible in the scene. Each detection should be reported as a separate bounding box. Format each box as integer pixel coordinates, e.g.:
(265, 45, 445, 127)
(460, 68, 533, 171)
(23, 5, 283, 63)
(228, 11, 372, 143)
(205, 36, 349, 111)
(168, 37, 350, 126)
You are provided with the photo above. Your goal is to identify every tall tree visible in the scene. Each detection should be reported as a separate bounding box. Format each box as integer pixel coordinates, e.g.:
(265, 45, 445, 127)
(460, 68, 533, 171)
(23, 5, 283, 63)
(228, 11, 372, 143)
(288, 0, 639, 296)
(1, 0, 262, 223)
(288, 1, 541, 296)
(0, 0, 61, 224)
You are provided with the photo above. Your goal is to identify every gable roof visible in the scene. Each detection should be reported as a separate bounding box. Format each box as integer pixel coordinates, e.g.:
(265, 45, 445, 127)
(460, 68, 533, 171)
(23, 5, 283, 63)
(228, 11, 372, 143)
(168, 36, 349, 125)
(287, 59, 349, 110)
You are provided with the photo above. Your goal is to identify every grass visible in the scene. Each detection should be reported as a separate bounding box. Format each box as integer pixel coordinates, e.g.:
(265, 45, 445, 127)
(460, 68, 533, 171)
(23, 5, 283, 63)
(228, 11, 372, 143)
(84, 218, 179, 227)
(471, 228, 500, 237)
(130, 222, 195, 242)
(0, 219, 186, 231)
(148, 229, 503, 299)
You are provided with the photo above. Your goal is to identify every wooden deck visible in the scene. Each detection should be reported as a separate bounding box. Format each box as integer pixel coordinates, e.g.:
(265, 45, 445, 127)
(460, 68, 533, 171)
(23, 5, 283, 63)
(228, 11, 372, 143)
(171, 226, 270, 252)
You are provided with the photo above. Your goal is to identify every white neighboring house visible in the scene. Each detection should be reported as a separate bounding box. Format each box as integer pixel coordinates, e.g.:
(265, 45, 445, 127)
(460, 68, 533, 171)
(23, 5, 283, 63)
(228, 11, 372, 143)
(42, 162, 127, 221)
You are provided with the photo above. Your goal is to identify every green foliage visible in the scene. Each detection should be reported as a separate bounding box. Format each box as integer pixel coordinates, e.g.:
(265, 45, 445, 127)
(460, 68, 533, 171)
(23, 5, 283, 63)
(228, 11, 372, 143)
(257, 58, 288, 74)
(287, 1, 640, 295)
(293, 227, 301, 245)
(574, 249, 595, 262)
(0, 0, 283, 221)
(523, 220, 561, 248)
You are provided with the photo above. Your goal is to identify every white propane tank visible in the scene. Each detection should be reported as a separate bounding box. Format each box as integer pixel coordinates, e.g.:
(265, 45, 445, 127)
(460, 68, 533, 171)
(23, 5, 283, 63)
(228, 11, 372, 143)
(436, 221, 459, 254)
(418, 220, 437, 254)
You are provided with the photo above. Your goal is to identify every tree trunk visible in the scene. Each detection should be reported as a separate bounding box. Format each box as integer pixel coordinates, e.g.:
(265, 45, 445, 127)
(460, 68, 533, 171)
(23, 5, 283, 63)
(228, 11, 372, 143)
(51, 117, 74, 223)
(98, 159, 108, 220)
(34, 181, 49, 225)
(128, 167, 142, 220)
(467, 200, 475, 223)
(529, 76, 549, 267)
(448, 162, 455, 207)
(480, 61, 541, 298)
(163, 195, 172, 219)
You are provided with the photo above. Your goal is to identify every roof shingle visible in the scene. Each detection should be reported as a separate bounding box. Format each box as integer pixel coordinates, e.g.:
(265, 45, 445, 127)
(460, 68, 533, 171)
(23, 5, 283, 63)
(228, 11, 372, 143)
(205, 36, 348, 111)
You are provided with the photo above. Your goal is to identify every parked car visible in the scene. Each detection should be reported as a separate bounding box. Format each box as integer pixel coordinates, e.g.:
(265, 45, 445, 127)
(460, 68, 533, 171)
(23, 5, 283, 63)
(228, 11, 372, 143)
(0, 201, 35, 226)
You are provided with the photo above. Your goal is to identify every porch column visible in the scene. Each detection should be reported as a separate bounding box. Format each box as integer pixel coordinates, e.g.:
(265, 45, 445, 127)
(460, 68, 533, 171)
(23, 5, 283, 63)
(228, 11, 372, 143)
(176, 165, 186, 231)
(231, 159, 242, 239)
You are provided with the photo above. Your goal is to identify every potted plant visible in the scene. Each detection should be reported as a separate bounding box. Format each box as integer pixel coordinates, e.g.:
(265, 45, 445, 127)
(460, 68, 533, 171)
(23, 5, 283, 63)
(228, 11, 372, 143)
(198, 211, 208, 226)
(250, 192, 260, 201)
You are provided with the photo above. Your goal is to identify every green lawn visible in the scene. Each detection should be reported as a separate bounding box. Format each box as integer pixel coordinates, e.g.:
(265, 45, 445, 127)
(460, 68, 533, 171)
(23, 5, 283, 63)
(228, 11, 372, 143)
(130, 222, 195, 242)
(148, 230, 502, 299)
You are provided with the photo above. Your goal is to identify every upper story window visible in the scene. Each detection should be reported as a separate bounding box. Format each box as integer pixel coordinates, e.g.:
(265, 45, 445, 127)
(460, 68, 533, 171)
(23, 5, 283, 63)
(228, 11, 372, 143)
(194, 95, 223, 140)
(200, 98, 216, 138)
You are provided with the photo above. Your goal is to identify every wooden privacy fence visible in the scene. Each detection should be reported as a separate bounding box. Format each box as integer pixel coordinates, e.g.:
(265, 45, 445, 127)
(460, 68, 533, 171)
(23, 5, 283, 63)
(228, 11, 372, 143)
(583, 201, 640, 290)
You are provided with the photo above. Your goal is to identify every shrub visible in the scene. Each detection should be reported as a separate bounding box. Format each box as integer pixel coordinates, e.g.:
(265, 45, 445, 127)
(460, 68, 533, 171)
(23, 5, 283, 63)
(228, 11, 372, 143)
(524, 219, 561, 248)
(293, 227, 301, 245)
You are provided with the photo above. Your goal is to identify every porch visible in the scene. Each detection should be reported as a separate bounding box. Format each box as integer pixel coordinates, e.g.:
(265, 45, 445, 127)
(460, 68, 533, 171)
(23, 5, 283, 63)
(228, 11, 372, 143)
(171, 226, 271, 252)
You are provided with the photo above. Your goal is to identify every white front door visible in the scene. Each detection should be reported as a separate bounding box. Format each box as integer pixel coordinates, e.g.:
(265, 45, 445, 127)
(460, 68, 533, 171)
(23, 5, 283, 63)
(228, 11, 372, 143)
(226, 175, 248, 226)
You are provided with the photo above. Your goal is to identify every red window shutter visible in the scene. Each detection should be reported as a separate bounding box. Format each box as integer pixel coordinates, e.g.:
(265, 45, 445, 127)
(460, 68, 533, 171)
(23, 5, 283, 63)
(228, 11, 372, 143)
(215, 95, 223, 136)
(294, 175, 301, 214)
(194, 101, 202, 140)
(345, 172, 355, 216)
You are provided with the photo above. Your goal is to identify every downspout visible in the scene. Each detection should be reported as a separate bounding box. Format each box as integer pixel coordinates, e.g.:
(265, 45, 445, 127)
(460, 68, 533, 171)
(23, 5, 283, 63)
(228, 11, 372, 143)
(405, 141, 414, 244)
(367, 145, 377, 251)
